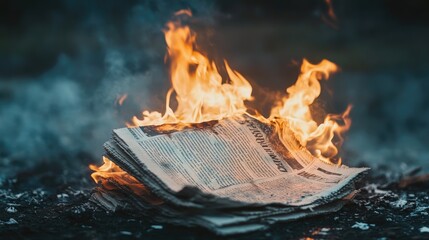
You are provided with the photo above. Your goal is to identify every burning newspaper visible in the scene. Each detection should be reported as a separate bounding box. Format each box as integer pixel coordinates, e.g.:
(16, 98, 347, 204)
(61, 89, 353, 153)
(91, 115, 368, 234)
(89, 10, 369, 235)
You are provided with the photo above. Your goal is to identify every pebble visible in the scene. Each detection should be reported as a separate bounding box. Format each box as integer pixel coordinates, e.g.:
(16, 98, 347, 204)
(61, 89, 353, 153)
(391, 196, 407, 208)
(415, 206, 429, 212)
(57, 193, 69, 199)
(319, 228, 330, 235)
(120, 231, 132, 235)
(352, 222, 375, 230)
(420, 227, 429, 233)
(57, 193, 69, 203)
(4, 218, 18, 225)
(5, 207, 17, 213)
(71, 205, 86, 214)
(151, 225, 163, 230)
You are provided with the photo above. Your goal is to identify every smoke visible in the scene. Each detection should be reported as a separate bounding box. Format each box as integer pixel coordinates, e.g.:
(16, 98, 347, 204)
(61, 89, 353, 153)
(335, 71, 429, 172)
(0, 0, 215, 178)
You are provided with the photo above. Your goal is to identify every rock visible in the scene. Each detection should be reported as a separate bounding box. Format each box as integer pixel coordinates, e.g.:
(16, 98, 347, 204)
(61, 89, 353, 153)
(352, 222, 375, 230)
(151, 225, 163, 230)
(5, 206, 17, 213)
(1, 218, 18, 225)
(120, 231, 132, 235)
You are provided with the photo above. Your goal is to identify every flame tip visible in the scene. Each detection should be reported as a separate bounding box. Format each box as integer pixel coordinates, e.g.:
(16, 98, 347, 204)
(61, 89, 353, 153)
(174, 9, 192, 17)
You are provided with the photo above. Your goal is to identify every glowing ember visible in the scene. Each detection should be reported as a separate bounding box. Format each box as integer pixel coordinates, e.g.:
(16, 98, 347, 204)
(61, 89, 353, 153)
(115, 94, 128, 106)
(91, 10, 351, 184)
(325, 0, 337, 22)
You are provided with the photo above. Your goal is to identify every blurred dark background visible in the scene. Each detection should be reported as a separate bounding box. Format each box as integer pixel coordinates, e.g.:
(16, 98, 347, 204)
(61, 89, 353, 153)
(1, 0, 429, 181)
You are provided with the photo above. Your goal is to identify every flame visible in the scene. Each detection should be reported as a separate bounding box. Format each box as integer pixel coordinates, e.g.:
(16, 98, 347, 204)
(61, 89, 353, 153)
(91, 10, 351, 186)
(115, 94, 128, 106)
(269, 59, 351, 164)
(90, 156, 163, 204)
(325, 0, 337, 22)
(130, 12, 252, 127)
(322, 0, 338, 29)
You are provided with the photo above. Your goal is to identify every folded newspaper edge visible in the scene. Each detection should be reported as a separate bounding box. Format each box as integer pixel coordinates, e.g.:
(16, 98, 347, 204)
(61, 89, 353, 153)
(91, 114, 368, 234)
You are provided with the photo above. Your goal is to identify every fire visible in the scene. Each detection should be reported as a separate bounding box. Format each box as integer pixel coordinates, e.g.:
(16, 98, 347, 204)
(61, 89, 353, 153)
(115, 94, 128, 106)
(324, 0, 337, 22)
(322, 0, 338, 29)
(270, 60, 351, 164)
(129, 10, 251, 127)
(91, 10, 351, 184)
(90, 157, 163, 205)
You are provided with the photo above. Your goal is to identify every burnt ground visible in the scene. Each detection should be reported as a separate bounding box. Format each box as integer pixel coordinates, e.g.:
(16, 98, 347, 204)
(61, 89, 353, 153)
(0, 163, 428, 240)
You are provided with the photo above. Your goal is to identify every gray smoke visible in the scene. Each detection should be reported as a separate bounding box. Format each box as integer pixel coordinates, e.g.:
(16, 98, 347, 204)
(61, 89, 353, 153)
(334, 71, 429, 172)
(0, 0, 215, 178)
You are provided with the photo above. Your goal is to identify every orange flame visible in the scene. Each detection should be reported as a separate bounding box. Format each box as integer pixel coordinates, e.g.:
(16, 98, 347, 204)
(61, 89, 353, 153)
(130, 13, 252, 127)
(90, 157, 163, 204)
(325, 0, 337, 22)
(91, 10, 351, 185)
(322, 0, 338, 29)
(115, 94, 128, 106)
(270, 59, 351, 164)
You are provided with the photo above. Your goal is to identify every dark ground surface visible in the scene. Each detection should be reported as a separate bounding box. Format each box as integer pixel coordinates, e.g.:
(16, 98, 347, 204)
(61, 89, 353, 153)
(1, 165, 428, 240)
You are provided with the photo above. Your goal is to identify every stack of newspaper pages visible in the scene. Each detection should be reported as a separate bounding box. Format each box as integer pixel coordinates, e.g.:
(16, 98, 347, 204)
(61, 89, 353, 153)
(91, 115, 368, 235)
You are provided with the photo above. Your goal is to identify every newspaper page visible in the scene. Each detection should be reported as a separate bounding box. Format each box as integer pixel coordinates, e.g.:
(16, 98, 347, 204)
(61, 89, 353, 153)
(112, 115, 368, 206)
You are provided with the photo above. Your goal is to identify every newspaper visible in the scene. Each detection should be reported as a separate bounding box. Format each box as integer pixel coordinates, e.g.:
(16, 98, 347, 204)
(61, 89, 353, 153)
(92, 114, 368, 234)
